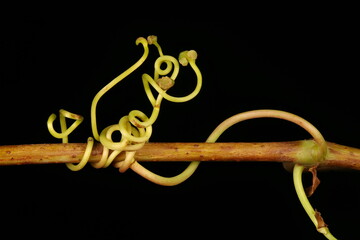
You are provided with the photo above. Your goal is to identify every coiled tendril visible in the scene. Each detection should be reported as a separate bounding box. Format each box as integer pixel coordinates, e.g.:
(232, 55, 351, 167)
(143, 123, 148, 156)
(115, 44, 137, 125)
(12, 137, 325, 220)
(47, 35, 338, 239)
(47, 35, 202, 186)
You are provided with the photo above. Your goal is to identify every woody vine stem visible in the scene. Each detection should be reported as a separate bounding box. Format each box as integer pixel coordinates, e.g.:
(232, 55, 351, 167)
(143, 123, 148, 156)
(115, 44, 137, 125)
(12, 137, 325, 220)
(3, 35, 345, 239)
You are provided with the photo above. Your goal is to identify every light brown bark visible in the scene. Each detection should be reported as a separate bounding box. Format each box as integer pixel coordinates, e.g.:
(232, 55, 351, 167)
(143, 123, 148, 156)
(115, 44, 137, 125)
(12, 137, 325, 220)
(0, 141, 360, 170)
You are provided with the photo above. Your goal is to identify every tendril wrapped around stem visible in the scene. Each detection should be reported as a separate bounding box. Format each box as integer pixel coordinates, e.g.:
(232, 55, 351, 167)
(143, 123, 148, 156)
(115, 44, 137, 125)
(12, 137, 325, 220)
(47, 35, 338, 239)
(47, 35, 202, 185)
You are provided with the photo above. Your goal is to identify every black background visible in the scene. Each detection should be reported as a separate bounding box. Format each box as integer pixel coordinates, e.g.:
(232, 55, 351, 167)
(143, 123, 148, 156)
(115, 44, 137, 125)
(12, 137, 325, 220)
(1, 8, 359, 240)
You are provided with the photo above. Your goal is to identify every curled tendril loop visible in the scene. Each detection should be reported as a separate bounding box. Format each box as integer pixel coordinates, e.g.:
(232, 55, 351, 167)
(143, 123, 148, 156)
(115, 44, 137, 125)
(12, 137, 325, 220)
(47, 35, 202, 186)
(128, 108, 159, 129)
(47, 109, 92, 171)
(119, 115, 152, 143)
(154, 55, 180, 79)
(47, 109, 84, 142)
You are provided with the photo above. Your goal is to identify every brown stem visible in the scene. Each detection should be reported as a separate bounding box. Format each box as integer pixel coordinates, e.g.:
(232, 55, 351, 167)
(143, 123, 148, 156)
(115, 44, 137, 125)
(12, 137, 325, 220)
(0, 141, 360, 170)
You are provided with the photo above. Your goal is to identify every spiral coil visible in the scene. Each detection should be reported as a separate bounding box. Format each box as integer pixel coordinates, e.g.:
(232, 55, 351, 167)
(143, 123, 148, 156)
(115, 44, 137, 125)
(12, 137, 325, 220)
(48, 35, 202, 186)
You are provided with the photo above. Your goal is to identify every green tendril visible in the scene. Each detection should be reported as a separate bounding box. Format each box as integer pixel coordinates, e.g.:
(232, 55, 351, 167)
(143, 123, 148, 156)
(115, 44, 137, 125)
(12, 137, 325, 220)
(47, 109, 83, 143)
(293, 164, 337, 240)
(91, 37, 149, 141)
(66, 137, 94, 171)
(47, 35, 203, 185)
(47, 35, 341, 238)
